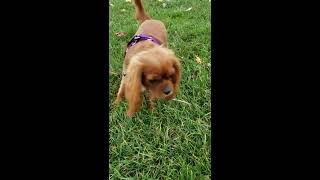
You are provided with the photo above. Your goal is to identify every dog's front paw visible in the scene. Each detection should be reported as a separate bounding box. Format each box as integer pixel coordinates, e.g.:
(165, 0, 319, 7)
(148, 102, 155, 112)
(113, 97, 122, 107)
(126, 110, 136, 117)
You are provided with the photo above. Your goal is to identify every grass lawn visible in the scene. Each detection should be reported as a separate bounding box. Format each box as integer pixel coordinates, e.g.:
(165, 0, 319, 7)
(109, 0, 211, 179)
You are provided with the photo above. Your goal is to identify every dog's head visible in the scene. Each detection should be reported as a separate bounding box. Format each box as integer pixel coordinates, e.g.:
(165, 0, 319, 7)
(125, 46, 181, 115)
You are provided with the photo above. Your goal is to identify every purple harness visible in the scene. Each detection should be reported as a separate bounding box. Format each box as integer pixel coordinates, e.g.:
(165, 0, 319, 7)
(125, 34, 161, 54)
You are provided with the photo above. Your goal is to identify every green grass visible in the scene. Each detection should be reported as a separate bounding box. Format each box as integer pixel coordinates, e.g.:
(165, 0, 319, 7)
(109, 0, 211, 179)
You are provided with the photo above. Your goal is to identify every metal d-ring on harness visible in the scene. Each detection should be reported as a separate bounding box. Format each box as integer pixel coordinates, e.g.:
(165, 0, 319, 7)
(124, 34, 161, 55)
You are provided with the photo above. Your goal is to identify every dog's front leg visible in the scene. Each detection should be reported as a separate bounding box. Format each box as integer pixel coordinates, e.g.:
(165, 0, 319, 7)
(147, 93, 155, 111)
(114, 78, 125, 107)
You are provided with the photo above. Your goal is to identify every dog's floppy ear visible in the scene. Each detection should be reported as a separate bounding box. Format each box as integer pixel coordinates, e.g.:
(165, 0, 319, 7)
(172, 57, 182, 94)
(125, 56, 144, 117)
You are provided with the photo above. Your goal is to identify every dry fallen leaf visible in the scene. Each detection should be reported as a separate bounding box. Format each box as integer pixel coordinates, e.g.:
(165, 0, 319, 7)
(195, 55, 202, 64)
(115, 32, 127, 37)
(162, 3, 166, 8)
(185, 7, 192, 11)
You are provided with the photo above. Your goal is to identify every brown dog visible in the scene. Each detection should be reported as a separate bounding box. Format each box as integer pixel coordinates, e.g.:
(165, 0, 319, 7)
(114, 0, 182, 117)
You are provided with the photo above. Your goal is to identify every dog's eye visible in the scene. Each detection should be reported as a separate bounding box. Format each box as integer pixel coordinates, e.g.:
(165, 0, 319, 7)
(149, 79, 160, 84)
(170, 75, 176, 83)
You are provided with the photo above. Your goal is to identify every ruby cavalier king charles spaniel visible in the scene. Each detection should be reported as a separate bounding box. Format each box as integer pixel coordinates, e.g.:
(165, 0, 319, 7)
(114, 0, 182, 117)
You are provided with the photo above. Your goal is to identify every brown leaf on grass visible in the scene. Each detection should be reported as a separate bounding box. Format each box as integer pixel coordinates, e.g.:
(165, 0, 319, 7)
(195, 55, 202, 64)
(115, 32, 127, 37)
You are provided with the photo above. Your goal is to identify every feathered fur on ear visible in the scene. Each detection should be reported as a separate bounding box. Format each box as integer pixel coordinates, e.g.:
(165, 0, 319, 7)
(160, 43, 169, 48)
(173, 58, 182, 94)
(125, 56, 144, 117)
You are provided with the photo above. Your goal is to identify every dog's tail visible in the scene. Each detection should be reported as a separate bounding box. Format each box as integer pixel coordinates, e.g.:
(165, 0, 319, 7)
(133, 0, 151, 24)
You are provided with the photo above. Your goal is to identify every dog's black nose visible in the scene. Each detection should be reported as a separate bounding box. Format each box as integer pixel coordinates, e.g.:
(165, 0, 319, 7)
(163, 86, 172, 95)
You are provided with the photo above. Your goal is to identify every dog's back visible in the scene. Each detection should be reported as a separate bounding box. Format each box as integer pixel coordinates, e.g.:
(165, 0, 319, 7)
(133, 0, 168, 46)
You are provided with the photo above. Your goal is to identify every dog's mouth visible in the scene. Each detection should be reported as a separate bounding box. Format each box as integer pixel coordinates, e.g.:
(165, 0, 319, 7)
(163, 93, 175, 100)
(149, 93, 174, 101)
